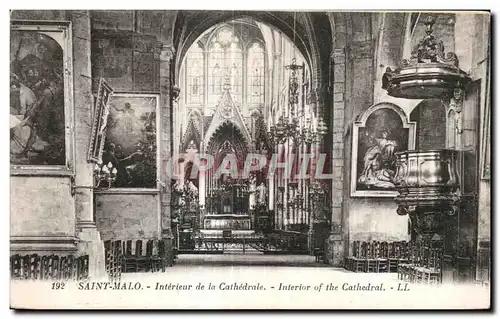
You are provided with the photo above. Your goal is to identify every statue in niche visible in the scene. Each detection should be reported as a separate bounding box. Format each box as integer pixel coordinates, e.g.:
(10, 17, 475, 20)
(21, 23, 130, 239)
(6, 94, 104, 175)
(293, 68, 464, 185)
(256, 182, 267, 205)
(357, 129, 398, 189)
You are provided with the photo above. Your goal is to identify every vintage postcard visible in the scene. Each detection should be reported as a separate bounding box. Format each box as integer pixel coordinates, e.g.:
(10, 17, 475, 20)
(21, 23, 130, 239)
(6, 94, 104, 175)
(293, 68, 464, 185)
(9, 9, 491, 310)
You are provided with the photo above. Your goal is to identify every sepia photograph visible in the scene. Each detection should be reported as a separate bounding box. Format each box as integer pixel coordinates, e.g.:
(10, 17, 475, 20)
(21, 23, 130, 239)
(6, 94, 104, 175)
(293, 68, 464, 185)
(7, 7, 492, 310)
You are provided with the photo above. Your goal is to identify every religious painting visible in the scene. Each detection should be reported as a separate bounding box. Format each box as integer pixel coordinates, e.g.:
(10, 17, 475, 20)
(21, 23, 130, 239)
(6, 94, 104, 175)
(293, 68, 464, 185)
(101, 93, 159, 188)
(351, 103, 416, 197)
(10, 23, 71, 167)
(88, 78, 113, 163)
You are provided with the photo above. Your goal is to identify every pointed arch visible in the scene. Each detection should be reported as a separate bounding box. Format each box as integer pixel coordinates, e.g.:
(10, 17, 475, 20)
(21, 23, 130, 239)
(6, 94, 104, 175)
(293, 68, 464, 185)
(184, 41, 205, 105)
(247, 41, 265, 105)
(203, 88, 253, 149)
(181, 118, 201, 152)
(206, 121, 249, 169)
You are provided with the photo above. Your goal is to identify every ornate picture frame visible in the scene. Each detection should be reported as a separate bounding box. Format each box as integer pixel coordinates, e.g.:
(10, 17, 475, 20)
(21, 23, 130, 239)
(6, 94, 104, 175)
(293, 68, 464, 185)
(10, 20, 74, 174)
(350, 102, 416, 197)
(88, 78, 113, 163)
(99, 93, 160, 189)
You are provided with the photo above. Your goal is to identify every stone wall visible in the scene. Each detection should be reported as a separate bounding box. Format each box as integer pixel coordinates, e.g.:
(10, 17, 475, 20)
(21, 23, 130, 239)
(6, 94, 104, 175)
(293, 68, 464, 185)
(95, 193, 160, 241)
(10, 10, 107, 277)
(10, 176, 77, 253)
(90, 11, 176, 245)
(454, 13, 491, 272)
(409, 99, 447, 150)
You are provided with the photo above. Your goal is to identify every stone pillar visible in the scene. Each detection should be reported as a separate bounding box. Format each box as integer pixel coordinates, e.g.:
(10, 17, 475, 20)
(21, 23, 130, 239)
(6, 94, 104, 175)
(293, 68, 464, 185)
(327, 48, 346, 267)
(70, 10, 106, 279)
(159, 45, 175, 265)
(179, 160, 185, 187)
(249, 179, 256, 209)
(268, 174, 274, 210)
(199, 169, 206, 207)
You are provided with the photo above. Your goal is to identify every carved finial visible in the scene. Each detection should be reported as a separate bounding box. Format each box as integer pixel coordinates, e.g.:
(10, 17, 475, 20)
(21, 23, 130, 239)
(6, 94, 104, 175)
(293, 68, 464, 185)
(406, 14, 459, 67)
(423, 15, 436, 36)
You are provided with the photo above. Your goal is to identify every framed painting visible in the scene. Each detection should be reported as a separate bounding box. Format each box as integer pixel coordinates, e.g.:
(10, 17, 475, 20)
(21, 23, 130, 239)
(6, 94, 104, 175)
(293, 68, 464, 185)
(350, 102, 416, 197)
(88, 78, 113, 163)
(100, 93, 160, 188)
(10, 21, 73, 172)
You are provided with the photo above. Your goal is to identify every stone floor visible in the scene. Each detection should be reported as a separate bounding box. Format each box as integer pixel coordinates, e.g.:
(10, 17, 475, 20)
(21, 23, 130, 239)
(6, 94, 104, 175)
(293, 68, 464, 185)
(174, 252, 329, 267)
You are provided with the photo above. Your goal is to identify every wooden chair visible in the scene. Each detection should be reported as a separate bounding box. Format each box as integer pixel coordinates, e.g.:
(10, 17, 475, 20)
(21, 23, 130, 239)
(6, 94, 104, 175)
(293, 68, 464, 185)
(398, 241, 414, 281)
(352, 241, 364, 272)
(376, 241, 390, 273)
(122, 240, 138, 273)
(364, 241, 377, 273)
(135, 240, 151, 273)
(388, 242, 399, 272)
(59, 256, 69, 281)
(344, 241, 356, 271)
(414, 245, 429, 283)
(150, 240, 163, 272)
(421, 248, 442, 284)
(71, 256, 79, 280)
(50, 255, 60, 280)
(10, 254, 21, 279)
(157, 240, 167, 272)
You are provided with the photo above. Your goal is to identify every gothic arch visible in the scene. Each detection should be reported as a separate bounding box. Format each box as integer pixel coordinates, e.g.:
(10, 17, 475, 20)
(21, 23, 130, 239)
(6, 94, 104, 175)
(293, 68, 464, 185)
(206, 121, 249, 168)
(172, 11, 323, 89)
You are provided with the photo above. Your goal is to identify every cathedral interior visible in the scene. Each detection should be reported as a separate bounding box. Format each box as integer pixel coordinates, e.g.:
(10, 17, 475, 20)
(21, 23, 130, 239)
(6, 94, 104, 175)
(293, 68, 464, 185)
(9, 10, 491, 287)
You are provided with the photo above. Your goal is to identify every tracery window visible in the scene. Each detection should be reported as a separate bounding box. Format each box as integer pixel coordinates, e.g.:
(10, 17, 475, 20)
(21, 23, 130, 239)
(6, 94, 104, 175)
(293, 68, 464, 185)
(208, 27, 243, 105)
(185, 43, 204, 105)
(184, 25, 267, 109)
(247, 42, 265, 105)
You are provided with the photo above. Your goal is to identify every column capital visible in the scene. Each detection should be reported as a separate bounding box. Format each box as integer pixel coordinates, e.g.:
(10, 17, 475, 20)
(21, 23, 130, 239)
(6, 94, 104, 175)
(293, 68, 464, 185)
(331, 48, 346, 64)
(160, 45, 176, 62)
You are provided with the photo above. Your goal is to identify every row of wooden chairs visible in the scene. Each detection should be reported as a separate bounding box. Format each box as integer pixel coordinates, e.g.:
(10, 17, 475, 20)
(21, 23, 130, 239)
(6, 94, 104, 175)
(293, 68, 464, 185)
(10, 254, 89, 281)
(397, 244, 442, 284)
(105, 239, 170, 274)
(344, 241, 411, 273)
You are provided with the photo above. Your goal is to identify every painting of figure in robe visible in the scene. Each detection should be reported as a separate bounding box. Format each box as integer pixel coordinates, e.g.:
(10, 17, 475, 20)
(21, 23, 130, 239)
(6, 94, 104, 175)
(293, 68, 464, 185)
(10, 30, 65, 165)
(101, 94, 158, 188)
(355, 108, 409, 191)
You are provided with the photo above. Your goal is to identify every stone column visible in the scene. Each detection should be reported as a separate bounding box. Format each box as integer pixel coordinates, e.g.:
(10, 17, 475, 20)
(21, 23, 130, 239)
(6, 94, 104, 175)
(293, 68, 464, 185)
(178, 160, 185, 187)
(159, 45, 175, 265)
(327, 48, 347, 267)
(70, 10, 106, 278)
(249, 179, 256, 209)
(199, 169, 206, 207)
(268, 173, 274, 210)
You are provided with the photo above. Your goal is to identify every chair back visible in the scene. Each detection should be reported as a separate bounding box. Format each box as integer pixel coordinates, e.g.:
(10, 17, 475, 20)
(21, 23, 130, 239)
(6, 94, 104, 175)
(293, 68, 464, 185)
(135, 240, 143, 257)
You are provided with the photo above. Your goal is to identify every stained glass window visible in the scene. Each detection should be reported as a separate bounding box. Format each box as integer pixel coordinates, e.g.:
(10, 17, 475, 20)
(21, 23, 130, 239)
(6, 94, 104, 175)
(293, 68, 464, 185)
(208, 27, 243, 106)
(247, 42, 265, 105)
(186, 43, 204, 105)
